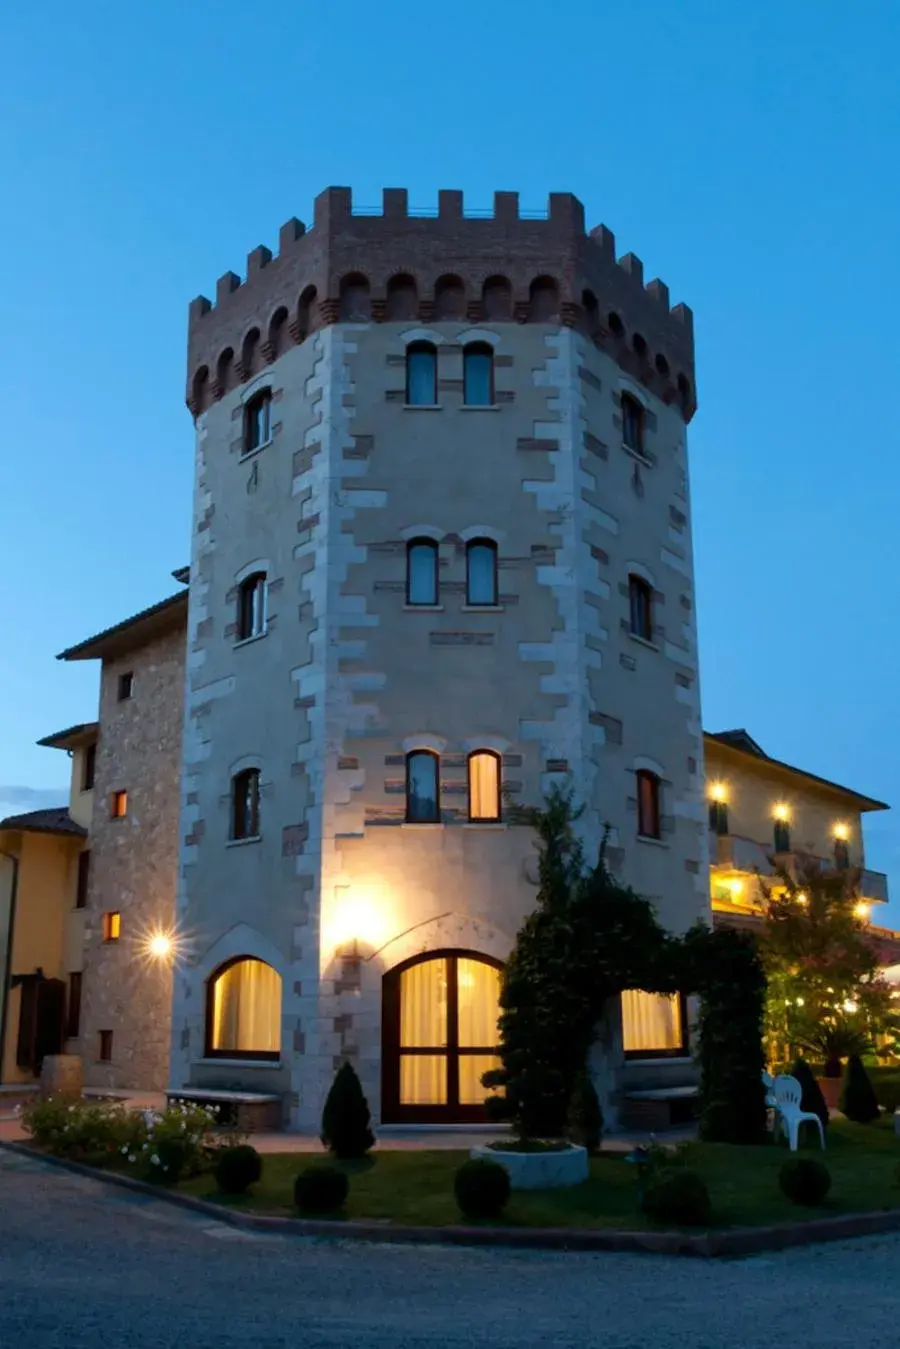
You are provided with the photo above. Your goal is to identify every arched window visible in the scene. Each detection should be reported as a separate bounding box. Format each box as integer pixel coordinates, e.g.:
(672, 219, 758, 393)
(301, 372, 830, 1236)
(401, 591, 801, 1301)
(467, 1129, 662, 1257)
(628, 574, 653, 641)
(406, 751, 440, 823)
(468, 751, 501, 822)
(339, 272, 371, 321)
(386, 273, 418, 320)
(244, 389, 271, 454)
(241, 328, 260, 378)
(636, 769, 661, 839)
(232, 768, 261, 840)
(406, 342, 437, 405)
(268, 307, 289, 360)
(406, 539, 438, 606)
(463, 343, 494, 406)
(237, 572, 267, 641)
(382, 950, 503, 1122)
(528, 276, 560, 322)
(206, 957, 281, 1060)
(466, 539, 498, 606)
(621, 393, 644, 453)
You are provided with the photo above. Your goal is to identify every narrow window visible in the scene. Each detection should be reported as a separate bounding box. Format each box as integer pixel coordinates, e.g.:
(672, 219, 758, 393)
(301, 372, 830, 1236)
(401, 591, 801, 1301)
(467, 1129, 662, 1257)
(463, 343, 494, 406)
(405, 342, 437, 405)
(773, 819, 791, 853)
(232, 768, 261, 840)
(99, 1029, 113, 1062)
(636, 770, 661, 839)
(628, 575, 653, 641)
(75, 850, 90, 910)
(110, 790, 127, 819)
(468, 751, 501, 822)
(82, 742, 96, 792)
(708, 801, 729, 836)
(406, 751, 440, 823)
(621, 393, 644, 453)
(466, 539, 498, 606)
(66, 972, 82, 1038)
(102, 912, 121, 942)
(237, 572, 267, 641)
(117, 672, 134, 701)
(244, 389, 272, 453)
(834, 838, 850, 869)
(406, 539, 439, 606)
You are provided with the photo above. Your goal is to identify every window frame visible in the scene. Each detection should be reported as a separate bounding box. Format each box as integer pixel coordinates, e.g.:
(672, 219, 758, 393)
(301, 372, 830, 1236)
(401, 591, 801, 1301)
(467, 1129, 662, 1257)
(231, 768, 261, 841)
(243, 388, 272, 455)
(621, 392, 645, 454)
(465, 539, 499, 607)
(621, 989, 690, 1060)
(628, 574, 653, 641)
(636, 769, 661, 840)
(117, 671, 134, 702)
(204, 955, 281, 1062)
(82, 743, 96, 792)
(236, 572, 268, 642)
(66, 972, 82, 1039)
(405, 539, 439, 607)
(708, 801, 729, 836)
(405, 750, 441, 824)
(99, 1029, 113, 1063)
(405, 342, 438, 406)
(102, 912, 121, 943)
(110, 790, 127, 820)
(462, 342, 494, 406)
(75, 850, 90, 910)
(773, 820, 791, 853)
(467, 750, 502, 823)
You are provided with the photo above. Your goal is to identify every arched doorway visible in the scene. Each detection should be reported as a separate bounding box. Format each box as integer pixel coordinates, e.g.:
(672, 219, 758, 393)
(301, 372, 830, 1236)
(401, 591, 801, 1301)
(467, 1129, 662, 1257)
(382, 950, 503, 1123)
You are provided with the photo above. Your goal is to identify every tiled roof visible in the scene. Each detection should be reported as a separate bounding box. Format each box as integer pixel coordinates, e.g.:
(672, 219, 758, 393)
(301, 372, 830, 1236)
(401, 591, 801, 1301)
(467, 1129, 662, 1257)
(37, 722, 98, 750)
(56, 590, 188, 662)
(0, 807, 87, 838)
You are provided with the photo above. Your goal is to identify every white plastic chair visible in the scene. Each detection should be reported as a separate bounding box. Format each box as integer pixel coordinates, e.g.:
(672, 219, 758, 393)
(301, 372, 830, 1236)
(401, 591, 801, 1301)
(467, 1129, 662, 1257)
(761, 1069, 776, 1107)
(771, 1073, 826, 1151)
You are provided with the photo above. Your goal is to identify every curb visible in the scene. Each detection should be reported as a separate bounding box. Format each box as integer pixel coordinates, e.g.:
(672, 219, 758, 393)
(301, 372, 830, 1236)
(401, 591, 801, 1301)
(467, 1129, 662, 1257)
(5, 1139, 900, 1258)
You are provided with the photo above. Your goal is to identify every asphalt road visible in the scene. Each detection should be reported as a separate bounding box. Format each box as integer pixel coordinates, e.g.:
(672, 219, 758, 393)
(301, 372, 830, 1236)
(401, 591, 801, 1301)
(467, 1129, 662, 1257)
(3, 1148, 900, 1348)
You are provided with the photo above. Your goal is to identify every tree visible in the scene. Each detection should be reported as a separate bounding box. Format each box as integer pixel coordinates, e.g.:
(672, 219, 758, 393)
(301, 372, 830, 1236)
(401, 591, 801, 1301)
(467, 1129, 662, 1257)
(320, 1062, 375, 1159)
(790, 1056, 829, 1133)
(839, 1054, 880, 1124)
(760, 864, 899, 1077)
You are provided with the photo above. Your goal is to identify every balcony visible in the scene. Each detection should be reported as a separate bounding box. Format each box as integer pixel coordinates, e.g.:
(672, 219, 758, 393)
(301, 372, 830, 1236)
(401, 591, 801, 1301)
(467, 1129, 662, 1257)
(710, 833, 889, 905)
(861, 869, 889, 904)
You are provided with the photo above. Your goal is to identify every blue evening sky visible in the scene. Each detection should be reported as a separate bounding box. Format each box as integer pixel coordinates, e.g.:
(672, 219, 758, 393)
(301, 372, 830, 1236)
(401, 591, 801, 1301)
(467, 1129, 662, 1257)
(1, 1, 898, 913)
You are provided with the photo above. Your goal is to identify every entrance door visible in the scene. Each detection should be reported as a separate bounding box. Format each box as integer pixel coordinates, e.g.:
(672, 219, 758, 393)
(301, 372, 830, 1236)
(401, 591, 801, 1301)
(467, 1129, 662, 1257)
(382, 950, 503, 1123)
(16, 975, 65, 1075)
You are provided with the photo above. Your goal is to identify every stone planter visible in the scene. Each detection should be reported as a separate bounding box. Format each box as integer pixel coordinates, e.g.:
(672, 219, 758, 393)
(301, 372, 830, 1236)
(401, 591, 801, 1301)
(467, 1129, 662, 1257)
(817, 1077, 842, 1110)
(470, 1143, 589, 1189)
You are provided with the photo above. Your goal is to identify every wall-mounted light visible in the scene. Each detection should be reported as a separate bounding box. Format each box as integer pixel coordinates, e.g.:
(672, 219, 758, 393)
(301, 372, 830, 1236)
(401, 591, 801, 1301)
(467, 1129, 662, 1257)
(709, 781, 728, 804)
(142, 928, 180, 964)
(773, 802, 791, 822)
(795, 892, 808, 906)
(833, 822, 850, 841)
(854, 901, 870, 922)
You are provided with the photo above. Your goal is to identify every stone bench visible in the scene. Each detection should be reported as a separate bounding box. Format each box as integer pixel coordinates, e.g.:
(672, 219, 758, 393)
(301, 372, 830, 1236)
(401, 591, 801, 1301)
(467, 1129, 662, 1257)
(166, 1089, 283, 1133)
(621, 1084, 699, 1132)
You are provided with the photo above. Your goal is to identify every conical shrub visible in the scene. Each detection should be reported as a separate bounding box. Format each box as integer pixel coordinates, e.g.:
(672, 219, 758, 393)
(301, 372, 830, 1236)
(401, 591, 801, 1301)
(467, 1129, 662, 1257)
(839, 1054, 880, 1124)
(791, 1057, 829, 1133)
(321, 1061, 375, 1159)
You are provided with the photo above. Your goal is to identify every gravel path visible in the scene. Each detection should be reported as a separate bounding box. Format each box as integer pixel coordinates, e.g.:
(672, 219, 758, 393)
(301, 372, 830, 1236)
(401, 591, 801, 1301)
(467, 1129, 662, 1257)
(3, 1148, 900, 1348)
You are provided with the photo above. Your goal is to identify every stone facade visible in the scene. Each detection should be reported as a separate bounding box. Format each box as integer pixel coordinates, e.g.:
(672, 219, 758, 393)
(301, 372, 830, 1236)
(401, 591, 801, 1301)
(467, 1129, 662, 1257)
(79, 625, 184, 1090)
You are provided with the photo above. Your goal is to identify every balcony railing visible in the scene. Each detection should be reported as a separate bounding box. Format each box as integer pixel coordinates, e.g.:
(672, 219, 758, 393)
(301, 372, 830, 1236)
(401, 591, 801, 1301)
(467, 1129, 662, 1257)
(710, 833, 889, 904)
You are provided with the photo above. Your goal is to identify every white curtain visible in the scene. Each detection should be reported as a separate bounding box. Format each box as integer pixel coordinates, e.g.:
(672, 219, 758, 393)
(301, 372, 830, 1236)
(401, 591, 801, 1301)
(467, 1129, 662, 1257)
(621, 989, 683, 1054)
(211, 959, 281, 1054)
(468, 754, 500, 820)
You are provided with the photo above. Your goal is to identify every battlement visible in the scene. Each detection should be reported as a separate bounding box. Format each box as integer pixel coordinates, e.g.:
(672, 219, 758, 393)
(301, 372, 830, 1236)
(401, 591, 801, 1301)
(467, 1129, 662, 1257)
(187, 187, 696, 420)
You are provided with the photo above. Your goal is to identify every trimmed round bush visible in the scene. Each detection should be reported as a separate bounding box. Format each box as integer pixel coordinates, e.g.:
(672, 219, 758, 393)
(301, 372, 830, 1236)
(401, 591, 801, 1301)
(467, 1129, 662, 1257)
(453, 1158, 511, 1220)
(779, 1157, 831, 1206)
(214, 1144, 262, 1195)
(641, 1169, 712, 1227)
(293, 1164, 349, 1214)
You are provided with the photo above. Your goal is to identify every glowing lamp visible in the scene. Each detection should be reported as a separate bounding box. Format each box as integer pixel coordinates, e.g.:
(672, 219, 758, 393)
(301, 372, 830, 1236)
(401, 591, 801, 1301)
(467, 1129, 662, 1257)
(833, 822, 850, 842)
(146, 931, 174, 961)
(709, 781, 728, 804)
(773, 802, 790, 822)
(854, 901, 870, 921)
(795, 892, 808, 906)
(728, 878, 744, 899)
(843, 999, 859, 1014)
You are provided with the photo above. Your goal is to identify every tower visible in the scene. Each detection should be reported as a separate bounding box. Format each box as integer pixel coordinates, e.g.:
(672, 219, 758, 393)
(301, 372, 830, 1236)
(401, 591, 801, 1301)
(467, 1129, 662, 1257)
(171, 187, 707, 1129)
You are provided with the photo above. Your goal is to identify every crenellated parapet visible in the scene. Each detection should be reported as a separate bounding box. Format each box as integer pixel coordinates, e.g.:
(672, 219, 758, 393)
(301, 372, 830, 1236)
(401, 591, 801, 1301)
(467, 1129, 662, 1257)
(186, 186, 696, 420)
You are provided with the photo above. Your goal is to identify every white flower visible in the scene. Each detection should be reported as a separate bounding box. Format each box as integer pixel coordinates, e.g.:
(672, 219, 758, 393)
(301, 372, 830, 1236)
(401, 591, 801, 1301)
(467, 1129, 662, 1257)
(142, 1143, 149, 1151)
(128, 1154, 136, 1163)
(121, 1146, 129, 1155)
(150, 1154, 161, 1167)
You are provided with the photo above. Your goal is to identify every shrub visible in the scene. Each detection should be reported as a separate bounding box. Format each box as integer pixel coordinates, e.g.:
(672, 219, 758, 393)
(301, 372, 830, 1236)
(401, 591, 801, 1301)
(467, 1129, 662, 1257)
(214, 1144, 262, 1195)
(453, 1158, 511, 1220)
(641, 1169, 712, 1227)
(126, 1102, 219, 1184)
(567, 1072, 603, 1153)
(320, 1062, 375, 1160)
(294, 1164, 349, 1214)
(19, 1096, 135, 1163)
(779, 1157, 831, 1206)
(839, 1054, 880, 1124)
(791, 1057, 829, 1134)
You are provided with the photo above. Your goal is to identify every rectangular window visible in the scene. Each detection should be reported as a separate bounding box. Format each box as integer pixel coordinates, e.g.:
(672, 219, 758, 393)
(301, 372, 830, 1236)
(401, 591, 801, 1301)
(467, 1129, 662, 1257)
(834, 838, 850, 869)
(621, 394, 644, 453)
(773, 821, 791, 852)
(99, 1029, 113, 1062)
(111, 790, 127, 819)
(636, 770, 661, 839)
(622, 990, 687, 1057)
(708, 801, 728, 835)
(628, 575, 653, 641)
(237, 573, 267, 641)
(244, 390, 272, 453)
(117, 671, 134, 701)
(75, 850, 90, 909)
(232, 769, 261, 840)
(82, 742, 96, 791)
(102, 912, 121, 942)
(406, 751, 440, 823)
(468, 752, 501, 822)
(66, 972, 82, 1038)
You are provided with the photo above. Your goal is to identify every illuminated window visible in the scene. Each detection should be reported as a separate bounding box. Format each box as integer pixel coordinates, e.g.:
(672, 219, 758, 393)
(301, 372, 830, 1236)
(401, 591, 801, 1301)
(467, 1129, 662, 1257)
(244, 389, 271, 453)
(628, 575, 653, 641)
(466, 539, 498, 606)
(75, 850, 90, 909)
(463, 343, 494, 405)
(406, 751, 440, 823)
(232, 769, 261, 840)
(621, 393, 644, 453)
(621, 989, 687, 1057)
(99, 1030, 113, 1062)
(708, 800, 729, 835)
(636, 770, 661, 839)
(406, 342, 437, 405)
(206, 957, 281, 1059)
(468, 751, 501, 822)
(102, 912, 121, 942)
(117, 671, 133, 701)
(110, 790, 127, 819)
(237, 572, 267, 641)
(406, 539, 439, 606)
(82, 743, 96, 791)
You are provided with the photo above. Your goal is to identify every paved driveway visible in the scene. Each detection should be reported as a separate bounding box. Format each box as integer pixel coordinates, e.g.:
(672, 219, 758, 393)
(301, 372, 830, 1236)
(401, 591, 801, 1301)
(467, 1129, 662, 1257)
(2, 1148, 900, 1348)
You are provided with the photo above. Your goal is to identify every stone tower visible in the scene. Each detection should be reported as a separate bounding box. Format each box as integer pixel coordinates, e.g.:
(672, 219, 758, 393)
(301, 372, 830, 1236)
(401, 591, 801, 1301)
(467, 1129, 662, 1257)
(170, 186, 708, 1130)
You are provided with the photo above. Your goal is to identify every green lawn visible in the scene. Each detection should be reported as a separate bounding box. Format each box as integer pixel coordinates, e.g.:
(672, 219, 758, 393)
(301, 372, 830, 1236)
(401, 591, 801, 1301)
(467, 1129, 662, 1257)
(179, 1116, 900, 1231)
